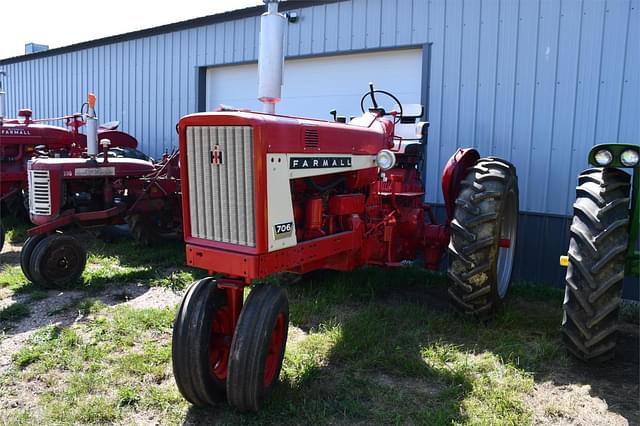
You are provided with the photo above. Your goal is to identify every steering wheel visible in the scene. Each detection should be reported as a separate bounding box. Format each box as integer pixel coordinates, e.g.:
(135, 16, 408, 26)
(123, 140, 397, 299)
(360, 83, 404, 124)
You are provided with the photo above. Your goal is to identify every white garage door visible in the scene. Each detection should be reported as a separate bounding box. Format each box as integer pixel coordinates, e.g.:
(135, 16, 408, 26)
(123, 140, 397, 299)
(206, 49, 423, 121)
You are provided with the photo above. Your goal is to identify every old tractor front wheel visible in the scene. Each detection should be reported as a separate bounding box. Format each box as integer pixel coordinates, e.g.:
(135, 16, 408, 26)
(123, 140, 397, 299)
(20, 234, 47, 283)
(29, 234, 87, 289)
(562, 168, 630, 362)
(447, 157, 519, 316)
(227, 285, 289, 412)
(172, 278, 233, 406)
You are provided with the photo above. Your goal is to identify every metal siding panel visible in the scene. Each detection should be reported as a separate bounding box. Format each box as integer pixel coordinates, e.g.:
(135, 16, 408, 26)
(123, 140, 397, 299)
(244, 17, 257, 61)
(395, 0, 413, 45)
(411, 0, 428, 43)
(492, 0, 519, 162)
(457, 0, 482, 150)
(325, 3, 340, 51)
(299, 5, 313, 54)
(438, 0, 463, 198)
(425, 0, 445, 204)
(510, 0, 540, 214)
(286, 8, 302, 56)
(351, 0, 367, 50)
(224, 21, 235, 64)
(618, 1, 639, 143)
(380, 0, 397, 47)
(365, 0, 382, 48)
(338, 1, 353, 50)
(548, 0, 583, 215)
(312, 5, 327, 53)
(234, 19, 245, 63)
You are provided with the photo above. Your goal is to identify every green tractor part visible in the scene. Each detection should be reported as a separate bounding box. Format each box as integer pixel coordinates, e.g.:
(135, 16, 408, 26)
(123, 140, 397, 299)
(559, 143, 639, 362)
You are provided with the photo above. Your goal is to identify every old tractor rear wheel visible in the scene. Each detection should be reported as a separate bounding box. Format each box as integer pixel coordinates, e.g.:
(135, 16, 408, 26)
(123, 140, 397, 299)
(447, 158, 519, 317)
(172, 278, 233, 406)
(226, 285, 289, 412)
(0, 221, 4, 252)
(29, 234, 87, 289)
(562, 168, 630, 362)
(20, 234, 47, 283)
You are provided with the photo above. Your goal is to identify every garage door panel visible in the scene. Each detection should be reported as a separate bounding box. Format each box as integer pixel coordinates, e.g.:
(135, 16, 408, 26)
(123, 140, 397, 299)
(206, 49, 423, 121)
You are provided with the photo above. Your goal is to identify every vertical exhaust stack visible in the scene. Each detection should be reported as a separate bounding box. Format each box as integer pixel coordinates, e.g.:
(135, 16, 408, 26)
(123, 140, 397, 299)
(258, 0, 286, 114)
(86, 93, 98, 158)
(0, 71, 6, 124)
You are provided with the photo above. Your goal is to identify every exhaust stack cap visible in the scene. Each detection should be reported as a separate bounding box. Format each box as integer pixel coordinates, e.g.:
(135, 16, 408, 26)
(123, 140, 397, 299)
(258, 0, 286, 114)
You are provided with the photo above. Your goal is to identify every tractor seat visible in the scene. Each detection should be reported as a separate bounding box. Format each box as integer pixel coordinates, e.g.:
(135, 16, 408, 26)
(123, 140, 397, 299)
(99, 121, 119, 130)
(398, 104, 424, 124)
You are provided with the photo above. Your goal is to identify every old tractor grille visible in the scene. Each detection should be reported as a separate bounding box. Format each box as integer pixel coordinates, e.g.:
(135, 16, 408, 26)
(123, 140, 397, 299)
(185, 126, 256, 247)
(28, 170, 52, 215)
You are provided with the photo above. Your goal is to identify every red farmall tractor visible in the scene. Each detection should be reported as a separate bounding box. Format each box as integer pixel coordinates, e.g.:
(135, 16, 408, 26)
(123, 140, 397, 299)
(0, 73, 143, 250)
(18, 93, 181, 288)
(171, 1, 519, 412)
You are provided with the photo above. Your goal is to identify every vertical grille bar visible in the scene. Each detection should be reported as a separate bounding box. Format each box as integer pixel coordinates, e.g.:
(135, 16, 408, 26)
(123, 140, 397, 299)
(186, 125, 255, 247)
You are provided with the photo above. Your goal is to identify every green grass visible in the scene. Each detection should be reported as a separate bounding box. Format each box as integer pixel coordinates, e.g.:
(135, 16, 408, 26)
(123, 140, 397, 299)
(0, 302, 30, 322)
(0, 221, 579, 425)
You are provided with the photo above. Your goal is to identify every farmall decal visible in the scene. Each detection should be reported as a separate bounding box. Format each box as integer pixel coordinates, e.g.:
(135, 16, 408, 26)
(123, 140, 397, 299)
(1, 128, 31, 136)
(289, 157, 352, 170)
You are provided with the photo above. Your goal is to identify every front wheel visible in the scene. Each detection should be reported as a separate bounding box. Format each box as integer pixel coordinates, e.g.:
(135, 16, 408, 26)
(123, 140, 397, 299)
(227, 285, 289, 412)
(172, 278, 234, 406)
(29, 234, 86, 289)
(562, 168, 630, 362)
(447, 157, 519, 316)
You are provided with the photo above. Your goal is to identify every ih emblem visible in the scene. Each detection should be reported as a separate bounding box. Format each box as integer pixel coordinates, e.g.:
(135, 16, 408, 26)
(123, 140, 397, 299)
(210, 145, 223, 165)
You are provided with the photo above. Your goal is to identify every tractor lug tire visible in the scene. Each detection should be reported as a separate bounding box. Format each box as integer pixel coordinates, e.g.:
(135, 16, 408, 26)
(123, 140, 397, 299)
(447, 157, 519, 317)
(0, 221, 4, 252)
(29, 234, 86, 289)
(20, 234, 47, 283)
(172, 278, 230, 406)
(226, 285, 289, 412)
(562, 167, 630, 362)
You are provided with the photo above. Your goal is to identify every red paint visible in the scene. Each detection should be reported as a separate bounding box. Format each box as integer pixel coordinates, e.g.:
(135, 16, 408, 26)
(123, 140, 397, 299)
(498, 238, 511, 248)
(263, 312, 286, 386)
(441, 148, 480, 223)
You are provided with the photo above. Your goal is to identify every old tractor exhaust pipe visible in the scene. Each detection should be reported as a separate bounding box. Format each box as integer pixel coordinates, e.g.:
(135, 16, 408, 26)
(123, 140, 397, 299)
(86, 93, 98, 158)
(258, 0, 286, 114)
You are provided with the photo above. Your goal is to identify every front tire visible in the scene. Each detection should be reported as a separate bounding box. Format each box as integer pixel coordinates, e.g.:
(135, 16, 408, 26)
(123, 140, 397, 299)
(227, 285, 289, 412)
(172, 278, 233, 406)
(562, 168, 630, 362)
(20, 234, 47, 283)
(447, 157, 519, 316)
(29, 234, 86, 289)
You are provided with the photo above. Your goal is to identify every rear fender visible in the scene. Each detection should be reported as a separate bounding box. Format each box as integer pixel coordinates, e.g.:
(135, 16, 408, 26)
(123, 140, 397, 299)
(441, 148, 480, 223)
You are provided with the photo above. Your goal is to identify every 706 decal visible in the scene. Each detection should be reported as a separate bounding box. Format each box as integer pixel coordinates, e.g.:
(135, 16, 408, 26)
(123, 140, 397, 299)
(274, 222, 293, 240)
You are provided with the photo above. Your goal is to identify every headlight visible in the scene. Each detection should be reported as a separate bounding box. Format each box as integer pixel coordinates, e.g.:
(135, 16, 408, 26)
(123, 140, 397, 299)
(376, 149, 396, 171)
(620, 149, 639, 167)
(594, 149, 613, 166)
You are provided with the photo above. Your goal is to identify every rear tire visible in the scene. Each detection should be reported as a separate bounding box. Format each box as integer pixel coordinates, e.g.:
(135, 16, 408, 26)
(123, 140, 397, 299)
(447, 157, 519, 316)
(562, 168, 630, 362)
(172, 278, 232, 406)
(20, 234, 47, 283)
(227, 285, 289, 412)
(29, 234, 86, 289)
(0, 221, 4, 252)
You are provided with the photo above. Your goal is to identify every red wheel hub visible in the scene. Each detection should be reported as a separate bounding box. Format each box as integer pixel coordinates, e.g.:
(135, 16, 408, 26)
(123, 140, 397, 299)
(263, 312, 286, 386)
(208, 305, 234, 380)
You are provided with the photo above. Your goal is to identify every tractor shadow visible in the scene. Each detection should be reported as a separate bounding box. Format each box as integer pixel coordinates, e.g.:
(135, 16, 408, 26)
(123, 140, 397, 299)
(182, 267, 639, 424)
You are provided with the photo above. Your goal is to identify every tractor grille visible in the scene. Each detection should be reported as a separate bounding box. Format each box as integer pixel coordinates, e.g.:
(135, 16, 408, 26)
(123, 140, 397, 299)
(28, 170, 51, 215)
(185, 126, 256, 247)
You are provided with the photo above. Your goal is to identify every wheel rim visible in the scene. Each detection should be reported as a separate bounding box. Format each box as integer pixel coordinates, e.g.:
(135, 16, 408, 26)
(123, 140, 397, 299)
(263, 312, 286, 387)
(42, 244, 81, 281)
(496, 189, 517, 298)
(208, 305, 233, 380)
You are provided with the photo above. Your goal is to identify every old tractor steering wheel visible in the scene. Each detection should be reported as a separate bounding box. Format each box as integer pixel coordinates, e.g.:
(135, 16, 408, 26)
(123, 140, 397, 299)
(360, 83, 404, 124)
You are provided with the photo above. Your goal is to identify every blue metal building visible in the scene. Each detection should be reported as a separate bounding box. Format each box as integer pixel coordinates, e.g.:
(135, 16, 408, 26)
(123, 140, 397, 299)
(1, 0, 638, 292)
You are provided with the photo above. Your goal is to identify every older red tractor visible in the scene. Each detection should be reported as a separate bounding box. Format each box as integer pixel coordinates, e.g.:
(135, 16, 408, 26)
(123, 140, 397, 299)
(0, 74, 144, 250)
(18, 93, 181, 288)
(171, 1, 518, 413)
